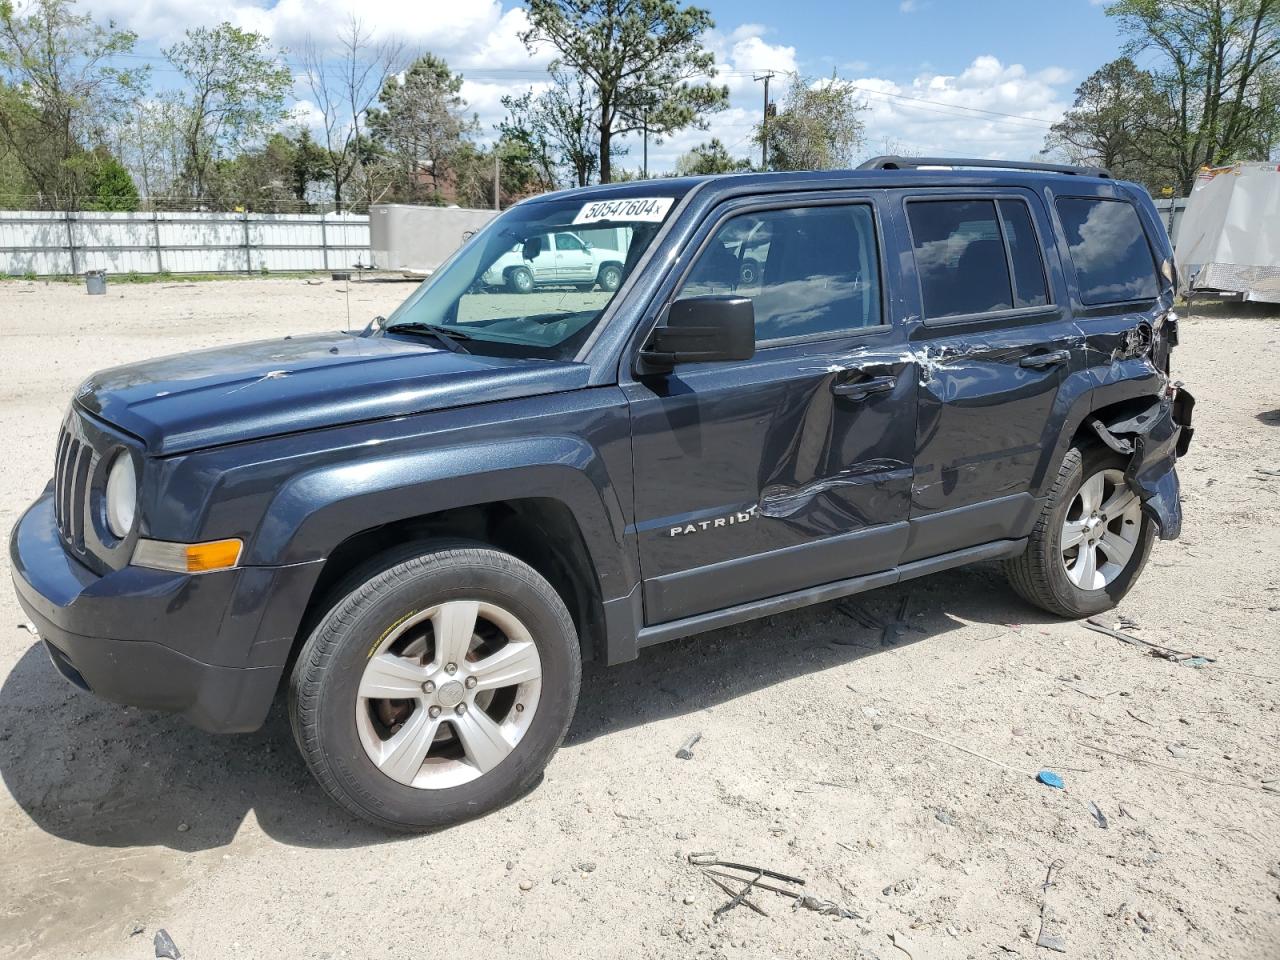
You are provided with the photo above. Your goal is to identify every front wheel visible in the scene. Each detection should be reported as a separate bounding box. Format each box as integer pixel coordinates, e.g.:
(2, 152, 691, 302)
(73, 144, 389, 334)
(1004, 446, 1155, 618)
(597, 263, 622, 292)
(289, 543, 581, 831)
(506, 266, 534, 294)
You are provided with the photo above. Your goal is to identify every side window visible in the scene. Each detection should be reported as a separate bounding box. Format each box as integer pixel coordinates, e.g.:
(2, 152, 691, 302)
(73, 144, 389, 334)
(555, 232, 584, 252)
(907, 199, 1013, 319)
(680, 204, 882, 342)
(998, 200, 1049, 308)
(1055, 197, 1158, 304)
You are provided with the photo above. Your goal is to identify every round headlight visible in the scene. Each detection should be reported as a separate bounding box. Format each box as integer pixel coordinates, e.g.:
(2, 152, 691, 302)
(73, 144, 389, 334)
(105, 452, 137, 538)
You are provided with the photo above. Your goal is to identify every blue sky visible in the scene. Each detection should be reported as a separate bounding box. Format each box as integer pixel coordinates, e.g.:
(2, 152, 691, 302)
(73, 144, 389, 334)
(90, 0, 1129, 171)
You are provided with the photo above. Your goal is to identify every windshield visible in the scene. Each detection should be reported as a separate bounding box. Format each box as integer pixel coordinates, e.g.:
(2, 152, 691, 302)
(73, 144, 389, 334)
(382, 193, 684, 360)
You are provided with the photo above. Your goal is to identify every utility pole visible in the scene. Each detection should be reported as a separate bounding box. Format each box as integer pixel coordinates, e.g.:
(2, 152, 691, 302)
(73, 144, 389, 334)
(493, 152, 500, 211)
(642, 110, 649, 179)
(754, 72, 775, 170)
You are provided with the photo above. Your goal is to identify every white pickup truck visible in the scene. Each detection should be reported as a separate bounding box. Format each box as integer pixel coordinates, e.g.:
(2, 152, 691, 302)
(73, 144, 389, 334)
(481, 231, 624, 293)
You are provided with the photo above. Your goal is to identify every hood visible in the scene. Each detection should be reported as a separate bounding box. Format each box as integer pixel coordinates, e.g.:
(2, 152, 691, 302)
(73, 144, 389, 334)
(75, 331, 591, 455)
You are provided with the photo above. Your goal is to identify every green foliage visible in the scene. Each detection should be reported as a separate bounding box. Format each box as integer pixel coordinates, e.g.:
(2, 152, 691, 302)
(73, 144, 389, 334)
(674, 138, 751, 176)
(521, 0, 728, 183)
(1042, 58, 1179, 193)
(83, 153, 139, 211)
(759, 74, 867, 171)
(499, 64, 600, 189)
(367, 53, 477, 203)
(163, 22, 292, 198)
(0, 0, 144, 208)
(1105, 0, 1280, 193)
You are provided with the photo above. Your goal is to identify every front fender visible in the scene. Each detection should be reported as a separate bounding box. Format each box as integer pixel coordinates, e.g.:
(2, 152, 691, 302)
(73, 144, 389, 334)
(245, 435, 634, 596)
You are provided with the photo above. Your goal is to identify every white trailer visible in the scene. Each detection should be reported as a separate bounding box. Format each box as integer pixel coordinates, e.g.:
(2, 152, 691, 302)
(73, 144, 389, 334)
(1175, 162, 1280, 303)
(369, 204, 499, 277)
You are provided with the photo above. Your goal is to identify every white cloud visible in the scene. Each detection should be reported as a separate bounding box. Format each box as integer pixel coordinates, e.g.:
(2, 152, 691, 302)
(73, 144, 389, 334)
(847, 56, 1070, 161)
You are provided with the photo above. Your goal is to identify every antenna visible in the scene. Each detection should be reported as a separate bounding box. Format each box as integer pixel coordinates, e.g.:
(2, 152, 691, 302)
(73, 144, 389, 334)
(344, 269, 351, 332)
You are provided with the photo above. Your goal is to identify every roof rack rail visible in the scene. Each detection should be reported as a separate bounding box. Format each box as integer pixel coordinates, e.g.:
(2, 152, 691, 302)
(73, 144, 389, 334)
(857, 155, 1112, 179)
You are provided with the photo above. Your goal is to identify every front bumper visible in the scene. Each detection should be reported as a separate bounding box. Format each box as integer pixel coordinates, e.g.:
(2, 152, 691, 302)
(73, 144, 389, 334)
(9, 492, 315, 732)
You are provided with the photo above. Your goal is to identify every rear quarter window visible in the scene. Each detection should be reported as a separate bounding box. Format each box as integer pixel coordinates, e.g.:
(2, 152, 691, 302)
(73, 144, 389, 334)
(1055, 197, 1158, 305)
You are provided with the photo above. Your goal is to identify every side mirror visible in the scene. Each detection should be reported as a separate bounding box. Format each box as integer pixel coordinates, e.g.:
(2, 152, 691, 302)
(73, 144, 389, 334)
(638, 295, 755, 373)
(522, 237, 543, 260)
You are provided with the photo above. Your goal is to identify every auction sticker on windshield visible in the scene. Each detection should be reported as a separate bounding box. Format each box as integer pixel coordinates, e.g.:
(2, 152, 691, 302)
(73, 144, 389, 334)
(572, 197, 674, 224)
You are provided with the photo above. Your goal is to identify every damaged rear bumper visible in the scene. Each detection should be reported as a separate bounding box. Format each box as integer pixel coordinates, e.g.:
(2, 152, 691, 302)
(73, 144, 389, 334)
(1091, 387, 1195, 540)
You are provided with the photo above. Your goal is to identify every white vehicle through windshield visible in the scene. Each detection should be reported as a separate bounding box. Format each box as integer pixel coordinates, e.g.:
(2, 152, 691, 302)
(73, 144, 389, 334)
(480, 229, 627, 293)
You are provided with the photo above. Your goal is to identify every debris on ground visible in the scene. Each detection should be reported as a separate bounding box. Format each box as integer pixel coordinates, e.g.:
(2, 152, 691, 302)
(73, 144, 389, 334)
(881, 593, 915, 646)
(16, 621, 37, 637)
(1083, 618, 1215, 664)
(153, 929, 181, 959)
(1035, 860, 1068, 954)
(879, 716, 1033, 777)
(675, 732, 702, 760)
(1037, 770, 1065, 790)
(1087, 801, 1109, 829)
(688, 853, 860, 921)
(891, 929, 918, 958)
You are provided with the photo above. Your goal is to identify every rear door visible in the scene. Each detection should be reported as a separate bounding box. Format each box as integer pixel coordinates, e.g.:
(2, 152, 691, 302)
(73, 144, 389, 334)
(898, 189, 1081, 561)
(624, 193, 919, 624)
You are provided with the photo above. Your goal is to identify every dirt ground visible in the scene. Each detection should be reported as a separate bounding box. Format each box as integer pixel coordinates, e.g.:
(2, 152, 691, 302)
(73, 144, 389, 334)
(1, 278, 1278, 960)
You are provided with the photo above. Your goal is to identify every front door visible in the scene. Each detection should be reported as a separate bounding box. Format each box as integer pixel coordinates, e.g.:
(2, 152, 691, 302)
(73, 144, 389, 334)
(552, 231, 594, 282)
(898, 190, 1081, 561)
(625, 196, 918, 624)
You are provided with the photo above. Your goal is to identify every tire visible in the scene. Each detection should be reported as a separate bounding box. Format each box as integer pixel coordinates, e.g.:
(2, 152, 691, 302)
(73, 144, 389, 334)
(506, 266, 534, 294)
(289, 542, 581, 832)
(597, 263, 622, 292)
(574, 282, 596, 292)
(1004, 445, 1155, 618)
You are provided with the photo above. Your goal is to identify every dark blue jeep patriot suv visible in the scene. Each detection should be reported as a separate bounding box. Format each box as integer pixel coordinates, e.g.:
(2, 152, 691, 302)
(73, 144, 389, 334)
(11, 157, 1194, 830)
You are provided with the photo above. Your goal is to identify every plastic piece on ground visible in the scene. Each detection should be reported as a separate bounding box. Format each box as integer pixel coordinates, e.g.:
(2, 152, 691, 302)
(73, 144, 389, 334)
(1037, 770, 1065, 789)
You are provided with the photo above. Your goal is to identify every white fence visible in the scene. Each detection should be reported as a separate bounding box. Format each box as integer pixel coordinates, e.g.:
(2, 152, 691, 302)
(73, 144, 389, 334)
(0, 210, 371, 277)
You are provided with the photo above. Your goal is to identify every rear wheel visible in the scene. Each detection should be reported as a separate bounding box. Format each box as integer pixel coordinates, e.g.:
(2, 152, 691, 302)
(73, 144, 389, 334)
(289, 543, 580, 831)
(506, 266, 534, 294)
(1004, 446, 1155, 618)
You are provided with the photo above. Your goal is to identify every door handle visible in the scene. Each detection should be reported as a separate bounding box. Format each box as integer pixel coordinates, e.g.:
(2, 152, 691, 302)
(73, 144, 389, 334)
(831, 375, 896, 400)
(1019, 349, 1070, 369)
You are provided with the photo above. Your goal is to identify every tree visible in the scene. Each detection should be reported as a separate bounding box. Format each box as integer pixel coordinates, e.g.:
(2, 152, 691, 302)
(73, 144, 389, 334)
(520, 0, 728, 183)
(674, 137, 750, 175)
(1107, 0, 1280, 193)
(113, 93, 186, 203)
(164, 22, 292, 198)
(0, 0, 144, 208)
(83, 150, 137, 210)
(1042, 58, 1179, 191)
(759, 73, 867, 171)
(367, 53, 476, 202)
(499, 64, 599, 187)
(290, 129, 330, 204)
(301, 17, 403, 209)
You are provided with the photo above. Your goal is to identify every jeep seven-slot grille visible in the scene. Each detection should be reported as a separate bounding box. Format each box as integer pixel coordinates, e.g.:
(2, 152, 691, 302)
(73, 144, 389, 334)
(52, 417, 94, 553)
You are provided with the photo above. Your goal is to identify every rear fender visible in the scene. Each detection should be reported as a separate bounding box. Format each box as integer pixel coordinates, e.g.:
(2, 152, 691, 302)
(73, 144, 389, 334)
(1089, 388, 1195, 540)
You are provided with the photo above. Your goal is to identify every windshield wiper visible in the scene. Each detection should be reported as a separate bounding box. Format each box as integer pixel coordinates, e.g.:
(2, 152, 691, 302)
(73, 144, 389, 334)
(385, 322, 472, 354)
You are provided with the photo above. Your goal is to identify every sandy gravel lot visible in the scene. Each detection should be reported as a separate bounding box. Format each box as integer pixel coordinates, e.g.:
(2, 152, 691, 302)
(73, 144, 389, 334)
(1, 278, 1278, 960)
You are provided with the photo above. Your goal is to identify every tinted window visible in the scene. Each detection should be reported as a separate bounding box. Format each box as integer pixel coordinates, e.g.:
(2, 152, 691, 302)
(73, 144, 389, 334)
(1055, 198, 1158, 304)
(998, 200, 1049, 308)
(908, 200, 1013, 318)
(681, 205, 882, 341)
(555, 232, 584, 252)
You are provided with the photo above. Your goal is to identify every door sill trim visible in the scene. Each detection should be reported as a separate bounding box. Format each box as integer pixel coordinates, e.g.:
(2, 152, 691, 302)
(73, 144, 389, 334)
(635, 538, 1027, 650)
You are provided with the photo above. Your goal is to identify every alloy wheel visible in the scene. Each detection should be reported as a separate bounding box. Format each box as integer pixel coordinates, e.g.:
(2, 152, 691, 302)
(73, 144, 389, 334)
(354, 600, 543, 790)
(1061, 468, 1143, 590)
